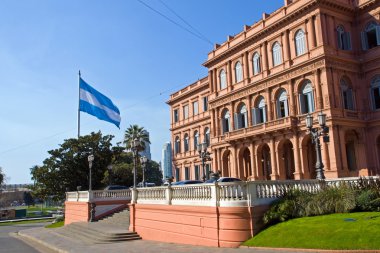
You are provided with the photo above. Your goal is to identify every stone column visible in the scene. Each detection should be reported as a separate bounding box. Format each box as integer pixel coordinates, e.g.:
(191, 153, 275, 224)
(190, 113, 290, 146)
(261, 42, 269, 77)
(250, 142, 258, 179)
(214, 69, 218, 93)
(289, 80, 296, 116)
(244, 52, 250, 84)
(314, 14, 323, 46)
(313, 70, 323, 110)
(209, 70, 214, 93)
(233, 146, 239, 178)
(227, 61, 232, 92)
(307, 17, 316, 49)
(270, 138, 279, 179)
(282, 30, 291, 67)
(322, 140, 330, 171)
(293, 133, 302, 179)
(266, 89, 273, 121)
(247, 96, 252, 126)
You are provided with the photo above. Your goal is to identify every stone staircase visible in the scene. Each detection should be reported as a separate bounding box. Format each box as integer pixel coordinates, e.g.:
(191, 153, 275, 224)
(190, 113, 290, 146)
(56, 208, 140, 244)
(96, 207, 131, 228)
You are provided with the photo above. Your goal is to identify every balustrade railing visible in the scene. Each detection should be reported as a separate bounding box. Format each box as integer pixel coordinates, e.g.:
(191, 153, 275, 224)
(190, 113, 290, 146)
(65, 177, 379, 207)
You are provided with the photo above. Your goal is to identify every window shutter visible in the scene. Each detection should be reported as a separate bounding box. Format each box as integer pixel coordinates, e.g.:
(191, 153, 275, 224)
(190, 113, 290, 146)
(376, 26, 380, 46)
(299, 93, 306, 114)
(234, 113, 238, 130)
(221, 119, 226, 134)
(369, 88, 375, 110)
(276, 100, 281, 118)
(252, 108, 257, 125)
(345, 32, 352, 50)
(243, 112, 248, 127)
(347, 89, 354, 110)
(361, 32, 368, 50)
(309, 92, 315, 112)
(284, 99, 289, 117)
(337, 30, 343, 49)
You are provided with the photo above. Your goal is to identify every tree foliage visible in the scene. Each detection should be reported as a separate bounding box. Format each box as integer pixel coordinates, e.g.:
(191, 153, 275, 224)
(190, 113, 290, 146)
(30, 132, 124, 200)
(124, 124, 150, 151)
(0, 167, 5, 187)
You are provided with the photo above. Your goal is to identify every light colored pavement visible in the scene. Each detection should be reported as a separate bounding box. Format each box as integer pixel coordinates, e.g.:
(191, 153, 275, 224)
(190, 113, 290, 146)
(17, 226, 329, 253)
(0, 222, 53, 253)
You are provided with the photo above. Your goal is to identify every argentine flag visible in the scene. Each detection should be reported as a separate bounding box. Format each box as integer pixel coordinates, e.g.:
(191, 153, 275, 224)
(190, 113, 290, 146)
(79, 77, 121, 128)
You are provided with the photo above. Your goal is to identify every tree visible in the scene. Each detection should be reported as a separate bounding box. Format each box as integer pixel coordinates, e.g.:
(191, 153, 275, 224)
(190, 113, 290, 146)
(123, 124, 150, 151)
(0, 167, 5, 188)
(30, 132, 125, 200)
(145, 160, 163, 186)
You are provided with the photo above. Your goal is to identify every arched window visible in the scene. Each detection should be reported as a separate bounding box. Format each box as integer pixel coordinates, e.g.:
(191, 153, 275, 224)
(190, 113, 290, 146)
(361, 22, 380, 50)
(371, 75, 380, 110)
(299, 80, 315, 114)
(204, 128, 210, 146)
(252, 52, 261, 75)
(235, 61, 243, 83)
(276, 89, 289, 118)
(221, 110, 231, 134)
(193, 131, 199, 150)
(272, 42, 282, 66)
(252, 96, 267, 125)
(234, 104, 248, 129)
(341, 78, 354, 110)
(175, 137, 180, 154)
(337, 25, 351, 50)
(295, 30, 306, 56)
(220, 69, 227, 90)
(184, 134, 189, 152)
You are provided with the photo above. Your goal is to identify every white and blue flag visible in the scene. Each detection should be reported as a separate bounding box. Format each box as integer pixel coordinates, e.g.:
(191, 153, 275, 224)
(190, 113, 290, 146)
(79, 77, 121, 128)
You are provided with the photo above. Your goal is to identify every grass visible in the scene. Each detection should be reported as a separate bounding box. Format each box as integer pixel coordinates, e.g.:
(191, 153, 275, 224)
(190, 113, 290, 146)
(45, 221, 64, 228)
(243, 212, 380, 250)
(0, 219, 54, 226)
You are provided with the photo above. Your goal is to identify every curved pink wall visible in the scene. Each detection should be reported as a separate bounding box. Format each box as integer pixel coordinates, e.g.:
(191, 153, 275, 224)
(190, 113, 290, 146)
(129, 204, 269, 248)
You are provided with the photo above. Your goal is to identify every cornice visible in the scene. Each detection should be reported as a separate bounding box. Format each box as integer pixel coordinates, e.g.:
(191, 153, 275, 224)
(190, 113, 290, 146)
(166, 79, 209, 105)
(170, 116, 211, 132)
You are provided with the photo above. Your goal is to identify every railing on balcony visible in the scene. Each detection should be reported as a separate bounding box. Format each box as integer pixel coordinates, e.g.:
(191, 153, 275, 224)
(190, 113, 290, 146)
(65, 177, 379, 207)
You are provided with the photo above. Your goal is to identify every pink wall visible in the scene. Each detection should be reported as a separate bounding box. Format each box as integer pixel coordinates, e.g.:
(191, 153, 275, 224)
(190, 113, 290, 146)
(65, 201, 89, 225)
(129, 203, 269, 248)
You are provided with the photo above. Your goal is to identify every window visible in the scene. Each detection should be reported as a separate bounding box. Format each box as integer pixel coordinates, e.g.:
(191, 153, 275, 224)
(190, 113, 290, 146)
(295, 29, 306, 56)
(193, 101, 198, 115)
(205, 164, 211, 180)
(173, 109, 179, 123)
(276, 89, 289, 118)
(252, 96, 267, 125)
(194, 131, 199, 150)
(194, 165, 200, 180)
(205, 128, 210, 146)
(175, 168, 180, 181)
(252, 52, 261, 75)
(234, 104, 248, 129)
(361, 22, 380, 50)
(235, 61, 243, 83)
(175, 137, 180, 154)
(221, 110, 231, 134)
(346, 141, 357, 171)
(183, 105, 189, 119)
(371, 76, 380, 110)
(220, 69, 227, 89)
(272, 42, 282, 66)
(337, 26, 351, 50)
(184, 134, 189, 152)
(185, 167, 190, 180)
(341, 79, 354, 110)
(299, 80, 315, 114)
(203, 96, 208, 111)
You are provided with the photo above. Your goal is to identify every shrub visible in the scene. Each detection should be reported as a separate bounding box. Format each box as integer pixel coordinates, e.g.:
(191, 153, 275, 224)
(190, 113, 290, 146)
(356, 189, 380, 211)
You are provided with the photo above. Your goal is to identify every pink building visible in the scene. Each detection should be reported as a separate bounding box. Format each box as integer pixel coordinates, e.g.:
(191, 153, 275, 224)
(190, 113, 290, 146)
(168, 0, 380, 182)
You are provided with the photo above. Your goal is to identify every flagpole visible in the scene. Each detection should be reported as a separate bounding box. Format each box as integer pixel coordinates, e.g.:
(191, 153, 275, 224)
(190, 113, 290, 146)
(78, 70, 81, 139)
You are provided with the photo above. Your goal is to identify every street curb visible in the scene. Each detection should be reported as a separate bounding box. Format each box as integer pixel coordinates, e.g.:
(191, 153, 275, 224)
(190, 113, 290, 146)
(18, 230, 69, 253)
(239, 246, 380, 253)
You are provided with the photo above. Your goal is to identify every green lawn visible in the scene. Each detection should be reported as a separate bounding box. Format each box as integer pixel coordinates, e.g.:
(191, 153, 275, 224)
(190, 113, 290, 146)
(0, 219, 53, 226)
(45, 221, 64, 228)
(243, 212, 380, 250)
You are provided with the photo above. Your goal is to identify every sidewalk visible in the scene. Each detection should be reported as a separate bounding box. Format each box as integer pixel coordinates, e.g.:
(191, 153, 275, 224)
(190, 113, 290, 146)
(17, 226, 380, 253)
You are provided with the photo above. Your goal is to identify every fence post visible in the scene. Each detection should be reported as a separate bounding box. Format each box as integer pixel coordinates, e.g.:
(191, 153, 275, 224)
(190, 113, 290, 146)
(210, 182, 219, 207)
(166, 185, 172, 205)
(247, 181, 258, 206)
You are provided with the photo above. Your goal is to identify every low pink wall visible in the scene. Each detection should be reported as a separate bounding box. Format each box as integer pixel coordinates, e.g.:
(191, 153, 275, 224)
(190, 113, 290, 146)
(65, 202, 90, 225)
(129, 204, 269, 248)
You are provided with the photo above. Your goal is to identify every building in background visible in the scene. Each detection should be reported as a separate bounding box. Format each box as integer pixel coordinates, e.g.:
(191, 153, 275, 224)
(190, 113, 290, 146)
(161, 142, 173, 180)
(139, 130, 151, 160)
(167, 0, 380, 181)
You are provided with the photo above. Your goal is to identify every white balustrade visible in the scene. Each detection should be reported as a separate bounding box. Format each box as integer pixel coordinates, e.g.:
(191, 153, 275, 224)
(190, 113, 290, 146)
(65, 177, 379, 207)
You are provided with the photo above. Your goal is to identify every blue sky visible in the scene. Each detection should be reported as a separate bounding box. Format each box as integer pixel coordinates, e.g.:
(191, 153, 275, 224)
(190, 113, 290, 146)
(0, 0, 283, 184)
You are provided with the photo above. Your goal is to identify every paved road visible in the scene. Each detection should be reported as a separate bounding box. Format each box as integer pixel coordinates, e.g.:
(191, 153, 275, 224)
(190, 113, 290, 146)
(0, 222, 50, 253)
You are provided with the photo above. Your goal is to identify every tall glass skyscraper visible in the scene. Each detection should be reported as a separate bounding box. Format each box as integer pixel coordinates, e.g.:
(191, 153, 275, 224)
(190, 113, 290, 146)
(161, 142, 172, 180)
(139, 130, 151, 160)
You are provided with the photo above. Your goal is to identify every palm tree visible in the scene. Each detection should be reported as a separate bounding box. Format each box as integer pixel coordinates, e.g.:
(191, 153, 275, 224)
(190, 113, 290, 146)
(123, 124, 150, 151)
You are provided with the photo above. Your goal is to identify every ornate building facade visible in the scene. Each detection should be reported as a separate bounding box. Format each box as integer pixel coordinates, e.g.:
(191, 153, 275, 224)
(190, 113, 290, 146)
(167, 0, 380, 181)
